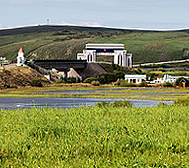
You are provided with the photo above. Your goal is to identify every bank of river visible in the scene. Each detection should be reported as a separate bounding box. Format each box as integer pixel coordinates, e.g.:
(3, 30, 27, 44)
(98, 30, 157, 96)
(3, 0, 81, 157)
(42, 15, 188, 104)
(0, 97, 173, 109)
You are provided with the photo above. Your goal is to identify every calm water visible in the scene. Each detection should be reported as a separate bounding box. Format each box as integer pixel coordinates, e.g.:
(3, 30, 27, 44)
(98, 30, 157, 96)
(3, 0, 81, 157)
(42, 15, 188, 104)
(0, 97, 173, 109)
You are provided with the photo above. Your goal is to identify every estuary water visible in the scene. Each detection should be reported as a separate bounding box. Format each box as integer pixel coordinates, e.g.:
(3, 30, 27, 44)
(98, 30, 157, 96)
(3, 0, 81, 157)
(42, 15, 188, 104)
(0, 97, 172, 109)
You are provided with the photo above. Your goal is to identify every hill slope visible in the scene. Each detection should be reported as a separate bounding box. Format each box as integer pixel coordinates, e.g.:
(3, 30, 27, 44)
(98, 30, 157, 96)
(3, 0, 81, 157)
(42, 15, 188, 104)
(0, 66, 49, 87)
(0, 25, 189, 64)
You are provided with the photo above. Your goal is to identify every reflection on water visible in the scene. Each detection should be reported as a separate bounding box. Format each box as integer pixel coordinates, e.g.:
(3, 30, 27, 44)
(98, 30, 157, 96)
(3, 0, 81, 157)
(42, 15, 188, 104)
(0, 97, 173, 110)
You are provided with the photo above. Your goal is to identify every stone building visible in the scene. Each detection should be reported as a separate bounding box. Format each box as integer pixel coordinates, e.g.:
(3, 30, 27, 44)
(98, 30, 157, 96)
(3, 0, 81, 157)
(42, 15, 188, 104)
(77, 44, 132, 67)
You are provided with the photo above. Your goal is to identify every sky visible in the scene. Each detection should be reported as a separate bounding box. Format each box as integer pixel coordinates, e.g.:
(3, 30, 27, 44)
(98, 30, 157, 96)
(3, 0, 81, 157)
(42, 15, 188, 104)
(0, 0, 189, 30)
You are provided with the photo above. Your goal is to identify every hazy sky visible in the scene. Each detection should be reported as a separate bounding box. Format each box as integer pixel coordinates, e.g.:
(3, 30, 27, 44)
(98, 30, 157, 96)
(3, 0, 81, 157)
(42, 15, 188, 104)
(0, 0, 188, 30)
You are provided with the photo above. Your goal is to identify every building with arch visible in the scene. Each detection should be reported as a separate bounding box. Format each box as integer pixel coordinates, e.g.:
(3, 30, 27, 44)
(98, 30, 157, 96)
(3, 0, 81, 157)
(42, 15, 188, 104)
(77, 44, 132, 67)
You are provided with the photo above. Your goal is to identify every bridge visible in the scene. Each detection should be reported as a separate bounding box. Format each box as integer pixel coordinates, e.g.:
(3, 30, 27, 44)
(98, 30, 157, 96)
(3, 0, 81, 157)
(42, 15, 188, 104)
(32, 60, 87, 71)
(27, 59, 106, 80)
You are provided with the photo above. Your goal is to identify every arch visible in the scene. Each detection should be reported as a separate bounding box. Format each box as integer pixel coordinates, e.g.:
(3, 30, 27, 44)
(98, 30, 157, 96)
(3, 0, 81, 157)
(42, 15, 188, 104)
(120, 55, 123, 66)
(87, 54, 92, 62)
(118, 54, 122, 66)
(128, 58, 130, 67)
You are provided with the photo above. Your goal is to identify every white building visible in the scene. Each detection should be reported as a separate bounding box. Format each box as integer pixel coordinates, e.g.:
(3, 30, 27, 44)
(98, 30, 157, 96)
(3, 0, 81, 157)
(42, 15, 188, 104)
(125, 74, 146, 84)
(153, 74, 189, 84)
(17, 47, 26, 66)
(77, 44, 132, 67)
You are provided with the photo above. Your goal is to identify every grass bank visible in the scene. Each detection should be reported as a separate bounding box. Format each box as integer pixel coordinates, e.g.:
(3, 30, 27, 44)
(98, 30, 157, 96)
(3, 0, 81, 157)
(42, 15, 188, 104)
(0, 105, 188, 167)
(0, 85, 189, 101)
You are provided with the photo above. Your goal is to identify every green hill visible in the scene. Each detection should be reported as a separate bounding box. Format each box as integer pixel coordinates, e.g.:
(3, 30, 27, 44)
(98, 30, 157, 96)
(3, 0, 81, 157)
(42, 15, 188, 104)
(0, 25, 189, 64)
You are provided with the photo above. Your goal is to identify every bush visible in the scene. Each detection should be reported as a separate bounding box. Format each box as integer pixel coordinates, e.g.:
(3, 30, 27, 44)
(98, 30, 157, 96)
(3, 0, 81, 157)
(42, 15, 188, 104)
(96, 101, 110, 107)
(174, 97, 189, 106)
(67, 77, 76, 83)
(91, 80, 100, 86)
(175, 77, 189, 87)
(96, 100, 132, 108)
(30, 78, 43, 87)
(114, 71, 125, 79)
(4, 84, 11, 88)
(120, 80, 136, 87)
(163, 82, 174, 87)
(138, 81, 148, 87)
(113, 79, 120, 86)
(97, 73, 117, 84)
(83, 77, 97, 84)
(111, 100, 132, 107)
(55, 79, 65, 84)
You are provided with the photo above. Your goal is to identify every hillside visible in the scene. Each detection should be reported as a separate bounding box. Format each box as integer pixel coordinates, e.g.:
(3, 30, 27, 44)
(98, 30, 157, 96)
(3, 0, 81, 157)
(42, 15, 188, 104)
(0, 66, 50, 88)
(0, 25, 189, 64)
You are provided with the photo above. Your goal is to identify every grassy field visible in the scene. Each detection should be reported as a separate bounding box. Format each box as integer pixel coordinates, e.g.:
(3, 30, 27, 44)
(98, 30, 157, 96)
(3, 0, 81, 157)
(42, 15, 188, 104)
(0, 85, 189, 101)
(1, 26, 189, 64)
(0, 104, 188, 167)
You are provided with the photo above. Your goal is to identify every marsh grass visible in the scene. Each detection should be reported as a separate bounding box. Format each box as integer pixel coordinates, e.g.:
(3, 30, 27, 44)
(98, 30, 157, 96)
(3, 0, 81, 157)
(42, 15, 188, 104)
(174, 96, 189, 106)
(0, 105, 188, 167)
(0, 86, 189, 101)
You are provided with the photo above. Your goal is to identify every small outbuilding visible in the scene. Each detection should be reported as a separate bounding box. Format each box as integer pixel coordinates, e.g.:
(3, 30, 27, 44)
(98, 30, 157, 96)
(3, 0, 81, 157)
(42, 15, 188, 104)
(125, 74, 146, 84)
(17, 47, 26, 66)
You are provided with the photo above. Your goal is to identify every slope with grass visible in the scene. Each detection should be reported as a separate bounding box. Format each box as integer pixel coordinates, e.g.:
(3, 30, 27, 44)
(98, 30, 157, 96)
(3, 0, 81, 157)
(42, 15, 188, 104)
(0, 66, 50, 88)
(1, 26, 189, 64)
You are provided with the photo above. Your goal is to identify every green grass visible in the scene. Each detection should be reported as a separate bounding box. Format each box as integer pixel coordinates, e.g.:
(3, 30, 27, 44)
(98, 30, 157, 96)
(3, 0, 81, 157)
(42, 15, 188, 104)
(1, 26, 189, 63)
(0, 105, 188, 167)
(0, 86, 189, 101)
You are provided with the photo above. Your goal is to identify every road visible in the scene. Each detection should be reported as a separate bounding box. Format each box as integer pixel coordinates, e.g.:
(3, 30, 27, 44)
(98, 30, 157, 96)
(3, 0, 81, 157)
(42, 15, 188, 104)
(133, 59, 189, 67)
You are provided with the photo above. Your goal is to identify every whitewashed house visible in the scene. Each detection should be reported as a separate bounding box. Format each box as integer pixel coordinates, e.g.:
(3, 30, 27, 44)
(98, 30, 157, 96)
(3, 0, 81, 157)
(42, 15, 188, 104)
(152, 74, 189, 84)
(125, 74, 146, 84)
(17, 47, 26, 66)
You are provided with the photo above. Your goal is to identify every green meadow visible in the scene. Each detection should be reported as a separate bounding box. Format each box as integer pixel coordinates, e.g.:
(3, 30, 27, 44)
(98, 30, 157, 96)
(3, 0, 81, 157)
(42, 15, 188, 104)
(0, 85, 189, 101)
(1, 26, 189, 64)
(0, 104, 188, 167)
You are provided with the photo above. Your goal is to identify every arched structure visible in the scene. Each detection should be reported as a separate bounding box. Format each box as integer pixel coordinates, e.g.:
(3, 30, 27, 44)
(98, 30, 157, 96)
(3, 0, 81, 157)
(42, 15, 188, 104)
(77, 44, 132, 68)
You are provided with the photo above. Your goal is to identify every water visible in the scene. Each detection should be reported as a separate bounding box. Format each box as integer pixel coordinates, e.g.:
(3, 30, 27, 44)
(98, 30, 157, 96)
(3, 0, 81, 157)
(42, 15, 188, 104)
(0, 97, 173, 109)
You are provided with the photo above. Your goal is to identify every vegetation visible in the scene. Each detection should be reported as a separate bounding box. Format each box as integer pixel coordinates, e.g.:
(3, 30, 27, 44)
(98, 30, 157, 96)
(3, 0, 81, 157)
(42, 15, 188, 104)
(0, 67, 49, 87)
(163, 82, 174, 87)
(175, 77, 189, 87)
(0, 104, 188, 167)
(91, 80, 100, 86)
(174, 97, 189, 106)
(1, 26, 189, 64)
(30, 78, 43, 87)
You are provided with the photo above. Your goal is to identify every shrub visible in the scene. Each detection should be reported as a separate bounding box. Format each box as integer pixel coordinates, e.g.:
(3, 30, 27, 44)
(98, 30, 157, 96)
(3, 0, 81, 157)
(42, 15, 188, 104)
(96, 100, 132, 108)
(175, 77, 189, 87)
(83, 77, 97, 84)
(97, 73, 117, 84)
(4, 84, 11, 88)
(163, 82, 174, 87)
(96, 101, 110, 107)
(138, 81, 148, 87)
(114, 71, 125, 79)
(67, 77, 76, 83)
(111, 100, 132, 107)
(30, 78, 43, 87)
(120, 80, 136, 87)
(174, 97, 189, 106)
(55, 79, 65, 84)
(113, 79, 120, 86)
(91, 80, 100, 86)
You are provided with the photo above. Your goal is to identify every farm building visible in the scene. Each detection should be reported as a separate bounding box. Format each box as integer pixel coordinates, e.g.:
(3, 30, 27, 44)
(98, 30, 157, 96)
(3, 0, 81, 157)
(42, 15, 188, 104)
(125, 74, 146, 84)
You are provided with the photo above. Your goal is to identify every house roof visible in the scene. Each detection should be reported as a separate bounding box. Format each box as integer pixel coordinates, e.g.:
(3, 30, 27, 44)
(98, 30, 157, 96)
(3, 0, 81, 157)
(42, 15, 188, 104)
(19, 47, 24, 53)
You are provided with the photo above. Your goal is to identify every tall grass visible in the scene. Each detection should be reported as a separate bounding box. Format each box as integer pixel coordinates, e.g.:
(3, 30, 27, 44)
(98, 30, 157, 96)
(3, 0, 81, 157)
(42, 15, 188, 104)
(0, 105, 188, 167)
